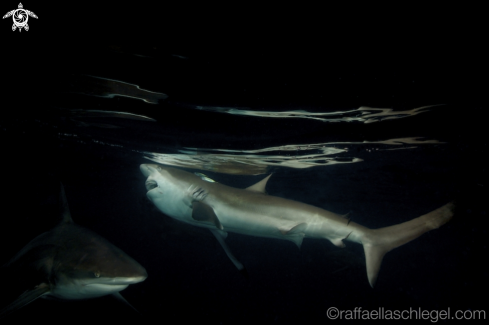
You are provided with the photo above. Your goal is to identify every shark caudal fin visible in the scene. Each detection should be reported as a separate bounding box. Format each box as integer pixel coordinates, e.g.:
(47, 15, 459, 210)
(363, 202, 455, 287)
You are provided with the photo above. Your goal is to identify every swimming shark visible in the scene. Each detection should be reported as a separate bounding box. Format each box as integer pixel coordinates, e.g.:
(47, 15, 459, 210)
(0, 184, 147, 317)
(140, 163, 455, 287)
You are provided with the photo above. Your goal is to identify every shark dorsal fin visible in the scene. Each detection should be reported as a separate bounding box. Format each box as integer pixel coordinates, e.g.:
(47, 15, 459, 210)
(245, 174, 272, 193)
(59, 183, 73, 224)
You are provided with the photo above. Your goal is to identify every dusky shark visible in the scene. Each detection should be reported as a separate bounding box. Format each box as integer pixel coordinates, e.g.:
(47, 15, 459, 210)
(140, 163, 455, 287)
(0, 184, 147, 317)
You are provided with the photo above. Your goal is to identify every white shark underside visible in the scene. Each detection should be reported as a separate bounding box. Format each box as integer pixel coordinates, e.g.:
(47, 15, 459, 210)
(140, 164, 455, 287)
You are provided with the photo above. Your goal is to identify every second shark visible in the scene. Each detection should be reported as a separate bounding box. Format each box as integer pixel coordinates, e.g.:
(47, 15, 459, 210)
(0, 184, 147, 317)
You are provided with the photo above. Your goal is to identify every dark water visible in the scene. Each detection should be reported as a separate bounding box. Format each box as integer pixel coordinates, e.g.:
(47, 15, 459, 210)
(1, 5, 487, 323)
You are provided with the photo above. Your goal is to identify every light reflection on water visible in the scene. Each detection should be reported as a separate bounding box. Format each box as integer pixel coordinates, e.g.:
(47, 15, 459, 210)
(60, 75, 444, 124)
(192, 104, 444, 123)
(48, 76, 450, 177)
(61, 75, 168, 104)
(142, 137, 443, 175)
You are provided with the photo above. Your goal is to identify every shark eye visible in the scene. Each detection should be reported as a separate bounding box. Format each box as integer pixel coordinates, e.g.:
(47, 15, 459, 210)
(93, 272, 100, 278)
(145, 180, 158, 191)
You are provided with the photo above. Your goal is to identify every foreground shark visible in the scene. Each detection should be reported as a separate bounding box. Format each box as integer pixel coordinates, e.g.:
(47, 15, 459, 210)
(140, 163, 455, 287)
(0, 184, 147, 317)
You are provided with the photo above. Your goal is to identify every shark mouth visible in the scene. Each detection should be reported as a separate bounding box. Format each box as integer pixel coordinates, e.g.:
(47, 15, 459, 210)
(145, 179, 158, 191)
(84, 276, 148, 286)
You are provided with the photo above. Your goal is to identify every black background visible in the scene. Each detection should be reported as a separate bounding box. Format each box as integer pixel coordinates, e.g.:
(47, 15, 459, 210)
(1, 2, 487, 324)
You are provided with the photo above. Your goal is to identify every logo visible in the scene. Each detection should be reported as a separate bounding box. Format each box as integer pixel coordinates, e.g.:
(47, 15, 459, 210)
(3, 3, 37, 32)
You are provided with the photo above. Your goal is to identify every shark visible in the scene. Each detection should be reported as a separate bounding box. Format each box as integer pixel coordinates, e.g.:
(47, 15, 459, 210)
(0, 184, 147, 317)
(140, 163, 455, 287)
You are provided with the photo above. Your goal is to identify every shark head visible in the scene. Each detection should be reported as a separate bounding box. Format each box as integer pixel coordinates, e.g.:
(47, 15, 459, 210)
(48, 224, 147, 300)
(140, 164, 195, 219)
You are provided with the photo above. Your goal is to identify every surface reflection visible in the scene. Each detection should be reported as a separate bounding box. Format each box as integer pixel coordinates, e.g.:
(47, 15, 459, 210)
(143, 137, 442, 175)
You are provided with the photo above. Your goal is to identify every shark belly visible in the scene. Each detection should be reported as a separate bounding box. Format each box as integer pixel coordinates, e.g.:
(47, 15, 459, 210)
(50, 283, 129, 300)
(206, 193, 330, 242)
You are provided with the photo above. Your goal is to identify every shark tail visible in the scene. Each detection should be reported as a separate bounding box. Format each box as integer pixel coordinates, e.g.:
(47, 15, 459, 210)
(363, 202, 455, 287)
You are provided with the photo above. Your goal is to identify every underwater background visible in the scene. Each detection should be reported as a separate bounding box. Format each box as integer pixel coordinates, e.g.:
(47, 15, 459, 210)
(1, 2, 486, 323)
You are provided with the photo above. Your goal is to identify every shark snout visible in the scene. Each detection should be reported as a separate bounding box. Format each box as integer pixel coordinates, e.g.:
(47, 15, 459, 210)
(81, 275, 147, 287)
(97, 275, 147, 285)
(141, 164, 164, 192)
(140, 164, 152, 178)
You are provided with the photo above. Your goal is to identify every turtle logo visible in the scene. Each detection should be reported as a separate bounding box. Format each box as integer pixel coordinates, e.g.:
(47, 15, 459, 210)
(3, 3, 37, 32)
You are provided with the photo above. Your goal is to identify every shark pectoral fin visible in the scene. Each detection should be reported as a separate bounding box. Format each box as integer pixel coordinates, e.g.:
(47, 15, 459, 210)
(279, 223, 307, 249)
(209, 229, 246, 273)
(245, 174, 273, 193)
(192, 202, 223, 230)
(215, 229, 228, 239)
(112, 292, 139, 313)
(0, 285, 50, 317)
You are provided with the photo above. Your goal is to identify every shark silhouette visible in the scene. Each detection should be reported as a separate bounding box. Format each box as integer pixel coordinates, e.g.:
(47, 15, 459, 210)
(140, 163, 455, 287)
(0, 184, 147, 317)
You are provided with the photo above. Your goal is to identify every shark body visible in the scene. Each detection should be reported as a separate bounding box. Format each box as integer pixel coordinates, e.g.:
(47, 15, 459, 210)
(140, 164, 454, 287)
(0, 184, 147, 317)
